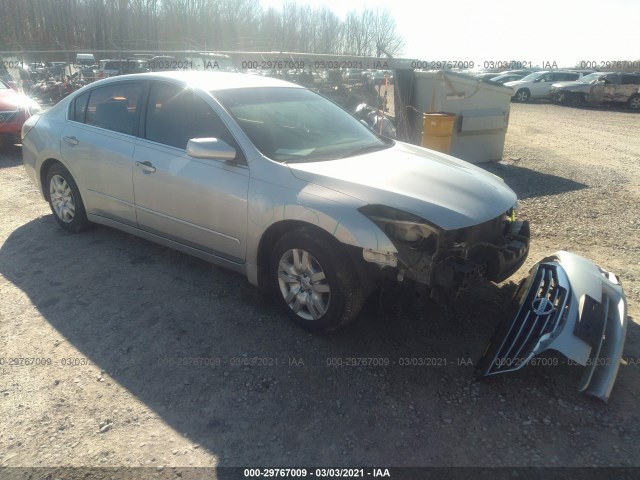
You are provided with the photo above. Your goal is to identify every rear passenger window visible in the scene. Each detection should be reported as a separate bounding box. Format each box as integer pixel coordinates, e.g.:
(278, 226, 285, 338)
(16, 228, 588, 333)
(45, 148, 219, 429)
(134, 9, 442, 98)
(70, 91, 89, 123)
(556, 73, 579, 81)
(85, 83, 143, 136)
(621, 75, 640, 85)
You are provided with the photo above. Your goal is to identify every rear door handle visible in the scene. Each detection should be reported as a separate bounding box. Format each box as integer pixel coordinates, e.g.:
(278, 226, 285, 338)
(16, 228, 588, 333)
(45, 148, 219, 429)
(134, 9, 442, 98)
(136, 161, 156, 174)
(63, 136, 79, 146)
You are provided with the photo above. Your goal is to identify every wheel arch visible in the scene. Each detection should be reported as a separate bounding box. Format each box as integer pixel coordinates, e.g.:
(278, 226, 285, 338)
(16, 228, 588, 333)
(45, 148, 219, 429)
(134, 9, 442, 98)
(254, 218, 390, 293)
(40, 158, 64, 201)
(246, 187, 399, 287)
(256, 220, 341, 288)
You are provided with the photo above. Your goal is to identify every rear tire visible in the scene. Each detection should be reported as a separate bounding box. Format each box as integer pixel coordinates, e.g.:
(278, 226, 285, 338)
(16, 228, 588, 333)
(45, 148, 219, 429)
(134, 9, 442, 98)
(45, 162, 89, 232)
(270, 227, 365, 332)
(628, 94, 640, 110)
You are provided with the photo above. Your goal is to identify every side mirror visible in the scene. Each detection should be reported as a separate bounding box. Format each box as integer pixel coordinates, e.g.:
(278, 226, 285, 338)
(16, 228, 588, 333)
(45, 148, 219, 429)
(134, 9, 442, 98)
(187, 137, 237, 162)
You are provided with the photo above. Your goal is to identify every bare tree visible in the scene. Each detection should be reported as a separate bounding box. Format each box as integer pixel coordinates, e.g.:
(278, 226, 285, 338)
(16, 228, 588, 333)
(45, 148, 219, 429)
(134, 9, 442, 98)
(0, 0, 404, 58)
(371, 9, 404, 57)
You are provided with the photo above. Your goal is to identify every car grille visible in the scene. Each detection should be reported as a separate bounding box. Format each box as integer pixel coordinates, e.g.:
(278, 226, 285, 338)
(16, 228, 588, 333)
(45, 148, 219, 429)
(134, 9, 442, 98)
(482, 263, 570, 374)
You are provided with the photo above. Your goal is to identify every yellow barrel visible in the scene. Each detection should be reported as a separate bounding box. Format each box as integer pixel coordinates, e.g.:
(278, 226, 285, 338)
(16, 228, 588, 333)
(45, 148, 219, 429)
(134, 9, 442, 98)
(421, 113, 456, 154)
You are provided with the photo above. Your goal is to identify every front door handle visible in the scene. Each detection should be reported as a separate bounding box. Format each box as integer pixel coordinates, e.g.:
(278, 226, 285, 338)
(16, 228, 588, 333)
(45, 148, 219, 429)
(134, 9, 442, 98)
(136, 161, 156, 174)
(63, 136, 79, 146)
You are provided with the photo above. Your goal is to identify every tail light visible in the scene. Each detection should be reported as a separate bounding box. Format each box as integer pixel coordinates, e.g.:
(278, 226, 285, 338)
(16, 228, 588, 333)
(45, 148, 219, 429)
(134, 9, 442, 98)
(21, 112, 41, 140)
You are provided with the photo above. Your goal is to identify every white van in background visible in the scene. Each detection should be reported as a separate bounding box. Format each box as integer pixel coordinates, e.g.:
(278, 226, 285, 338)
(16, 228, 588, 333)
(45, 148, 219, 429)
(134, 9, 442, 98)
(75, 53, 95, 66)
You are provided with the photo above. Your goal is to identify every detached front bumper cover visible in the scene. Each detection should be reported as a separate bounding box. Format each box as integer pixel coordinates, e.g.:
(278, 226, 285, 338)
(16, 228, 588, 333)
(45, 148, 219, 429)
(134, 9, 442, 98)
(478, 251, 628, 401)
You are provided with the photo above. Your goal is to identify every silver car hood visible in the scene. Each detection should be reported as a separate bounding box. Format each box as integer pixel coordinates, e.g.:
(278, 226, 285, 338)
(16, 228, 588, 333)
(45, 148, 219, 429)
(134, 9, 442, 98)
(287, 142, 517, 230)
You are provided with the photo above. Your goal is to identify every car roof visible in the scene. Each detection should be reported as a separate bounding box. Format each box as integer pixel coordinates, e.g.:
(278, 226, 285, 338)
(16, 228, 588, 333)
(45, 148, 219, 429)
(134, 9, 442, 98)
(96, 71, 303, 91)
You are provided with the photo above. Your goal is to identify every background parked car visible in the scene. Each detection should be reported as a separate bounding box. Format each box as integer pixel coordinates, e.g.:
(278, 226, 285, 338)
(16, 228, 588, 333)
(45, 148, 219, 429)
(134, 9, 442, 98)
(505, 70, 594, 102)
(364, 70, 393, 85)
(550, 72, 640, 109)
(501, 69, 540, 76)
(487, 73, 527, 85)
(586, 72, 640, 109)
(473, 72, 502, 81)
(75, 53, 96, 67)
(343, 68, 365, 84)
(0, 79, 41, 147)
(97, 59, 149, 78)
(46, 62, 69, 77)
(549, 72, 610, 106)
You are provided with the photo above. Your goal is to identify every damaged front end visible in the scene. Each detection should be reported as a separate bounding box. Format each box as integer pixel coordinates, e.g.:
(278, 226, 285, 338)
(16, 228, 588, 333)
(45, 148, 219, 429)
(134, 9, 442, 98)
(359, 204, 530, 294)
(477, 251, 628, 401)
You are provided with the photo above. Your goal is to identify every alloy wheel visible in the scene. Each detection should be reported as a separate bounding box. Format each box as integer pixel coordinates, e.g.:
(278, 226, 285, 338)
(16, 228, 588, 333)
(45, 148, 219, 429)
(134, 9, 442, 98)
(277, 248, 331, 321)
(49, 174, 76, 223)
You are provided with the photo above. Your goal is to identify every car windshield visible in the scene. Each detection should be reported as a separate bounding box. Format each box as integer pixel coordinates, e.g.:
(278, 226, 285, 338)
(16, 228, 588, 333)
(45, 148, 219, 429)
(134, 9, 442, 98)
(520, 72, 546, 82)
(580, 73, 605, 83)
(214, 87, 392, 163)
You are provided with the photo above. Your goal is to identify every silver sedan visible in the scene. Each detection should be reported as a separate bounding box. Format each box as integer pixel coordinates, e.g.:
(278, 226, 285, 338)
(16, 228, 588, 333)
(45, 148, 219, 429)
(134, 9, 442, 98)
(22, 71, 529, 331)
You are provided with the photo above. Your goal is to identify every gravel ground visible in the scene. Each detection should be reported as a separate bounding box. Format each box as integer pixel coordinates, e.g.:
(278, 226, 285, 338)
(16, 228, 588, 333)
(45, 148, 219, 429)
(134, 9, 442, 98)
(0, 102, 639, 473)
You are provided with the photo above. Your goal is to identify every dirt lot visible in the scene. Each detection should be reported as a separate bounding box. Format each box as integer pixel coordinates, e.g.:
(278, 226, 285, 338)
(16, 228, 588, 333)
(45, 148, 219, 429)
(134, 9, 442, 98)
(1, 102, 639, 474)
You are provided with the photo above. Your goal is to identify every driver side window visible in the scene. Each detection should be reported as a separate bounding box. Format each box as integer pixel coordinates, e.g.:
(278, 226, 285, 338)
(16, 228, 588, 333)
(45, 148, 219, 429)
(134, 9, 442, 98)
(144, 82, 242, 159)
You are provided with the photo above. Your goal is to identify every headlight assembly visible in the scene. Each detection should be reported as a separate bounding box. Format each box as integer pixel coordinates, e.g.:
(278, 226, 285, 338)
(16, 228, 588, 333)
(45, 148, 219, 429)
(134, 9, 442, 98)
(359, 205, 439, 251)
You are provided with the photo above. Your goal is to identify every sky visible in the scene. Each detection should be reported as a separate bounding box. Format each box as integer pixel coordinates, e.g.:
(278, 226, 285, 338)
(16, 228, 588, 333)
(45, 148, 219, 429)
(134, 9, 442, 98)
(259, 0, 640, 69)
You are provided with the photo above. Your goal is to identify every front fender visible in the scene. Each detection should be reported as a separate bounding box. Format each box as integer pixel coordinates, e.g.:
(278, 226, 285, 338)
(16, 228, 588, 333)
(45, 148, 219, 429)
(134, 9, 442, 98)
(245, 177, 397, 285)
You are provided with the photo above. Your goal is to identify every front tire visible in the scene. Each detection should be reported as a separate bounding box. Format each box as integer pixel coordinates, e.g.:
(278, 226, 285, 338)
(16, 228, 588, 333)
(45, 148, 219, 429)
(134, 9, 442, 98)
(513, 89, 530, 103)
(45, 162, 89, 232)
(270, 227, 365, 332)
(566, 92, 584, 107)
(628, 94, 640, 110)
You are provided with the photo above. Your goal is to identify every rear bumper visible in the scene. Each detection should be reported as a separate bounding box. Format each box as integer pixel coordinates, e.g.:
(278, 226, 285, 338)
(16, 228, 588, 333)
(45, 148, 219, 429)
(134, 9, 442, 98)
(477, 251, 628, 401)
(0, 109, 29, 137)
(0, 115, 26, 135)
(0, 124, 23, 135)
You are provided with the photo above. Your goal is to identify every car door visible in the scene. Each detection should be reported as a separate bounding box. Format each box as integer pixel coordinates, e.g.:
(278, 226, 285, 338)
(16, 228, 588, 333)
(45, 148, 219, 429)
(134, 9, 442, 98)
(589, 74, 619, 104)
(602, 74, 622, 103)
(132, 81, 249, 262)
(60, 81, 143, 226)
(617, 74, 640, 104)
(536, 72, 578, 98)
(529, 73, 553, 98)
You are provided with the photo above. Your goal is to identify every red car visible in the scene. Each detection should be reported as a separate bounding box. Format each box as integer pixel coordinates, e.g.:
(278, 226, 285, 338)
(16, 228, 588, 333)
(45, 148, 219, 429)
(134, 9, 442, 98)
(0, 79, 41, 147)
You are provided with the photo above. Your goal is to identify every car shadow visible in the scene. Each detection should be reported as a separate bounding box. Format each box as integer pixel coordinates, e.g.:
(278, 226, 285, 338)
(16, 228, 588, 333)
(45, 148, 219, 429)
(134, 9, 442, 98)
(523, 99, 639, 114)
(555, 102, 639, 114)
(1, 216, 638, 468)
(480, 162, 588, 200)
